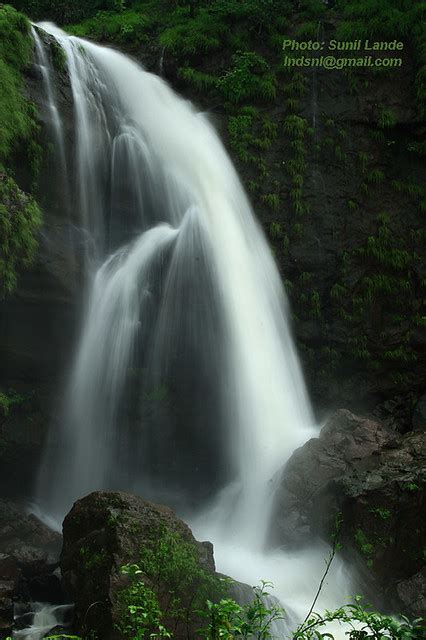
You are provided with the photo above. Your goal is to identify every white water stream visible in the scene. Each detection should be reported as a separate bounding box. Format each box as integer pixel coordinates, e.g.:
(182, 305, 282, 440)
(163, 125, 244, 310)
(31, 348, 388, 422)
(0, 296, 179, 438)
(26, 24, 353, 638)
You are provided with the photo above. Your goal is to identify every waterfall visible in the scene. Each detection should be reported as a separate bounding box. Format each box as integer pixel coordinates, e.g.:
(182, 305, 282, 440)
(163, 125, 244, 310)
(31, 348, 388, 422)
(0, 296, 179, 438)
(33, 24, 352, 634)
(14, 602, 73, 639)
(31, 26, 67, 164)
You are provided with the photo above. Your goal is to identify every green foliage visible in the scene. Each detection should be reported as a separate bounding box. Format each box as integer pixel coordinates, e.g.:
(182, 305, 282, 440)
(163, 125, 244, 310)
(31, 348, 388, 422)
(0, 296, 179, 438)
(67, 9, 149, 44)
(406, 483, 420, 492)
(367, 168, 385, 184)
(178, 67, 217, 92)
(377, 106, 396, 129)
(0, 173, 42, 296)
(354, 529, 375, 562)
(0, 388, 25, 417)
(370, 507, 391, 521)
(0, 5, 37, 164)
(79, 545, 109, 570)
(159, 7, 222, 56)
(284, 115, 308, 139)
(118, 564, 172, 639)
(10, 1, 122, 24)
(143, 384, 169, 403)
(310, 290, 321, 319)
(335, 2, 425, 117)
(269, 221, 283, 239)
(294, 597, 423, 640)
(226, 107, 276, 167)
(199, 581, 285, 640)
(262, 193, 280, 212)
(217, 51, 276, 104)
(116, 526, 221, 639)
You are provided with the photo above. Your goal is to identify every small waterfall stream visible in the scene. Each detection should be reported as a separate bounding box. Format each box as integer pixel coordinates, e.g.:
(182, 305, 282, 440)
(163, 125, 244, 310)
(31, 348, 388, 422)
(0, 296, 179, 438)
(28, 24, 353, 637)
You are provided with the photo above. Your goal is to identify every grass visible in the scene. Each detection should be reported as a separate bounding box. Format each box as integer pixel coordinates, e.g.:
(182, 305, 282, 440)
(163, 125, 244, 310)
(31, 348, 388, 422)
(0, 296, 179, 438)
(0, 172, 42, 297)
(0, 4, 36, 164)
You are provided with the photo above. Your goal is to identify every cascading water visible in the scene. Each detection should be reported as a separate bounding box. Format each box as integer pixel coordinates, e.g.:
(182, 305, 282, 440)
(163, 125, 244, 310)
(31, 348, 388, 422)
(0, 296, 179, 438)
(32, 23, 353, 636)
(14, 602, 73, 640)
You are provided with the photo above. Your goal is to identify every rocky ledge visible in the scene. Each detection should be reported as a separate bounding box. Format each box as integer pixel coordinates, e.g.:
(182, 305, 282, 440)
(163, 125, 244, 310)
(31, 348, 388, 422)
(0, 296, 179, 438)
(271, 409, 425, 617)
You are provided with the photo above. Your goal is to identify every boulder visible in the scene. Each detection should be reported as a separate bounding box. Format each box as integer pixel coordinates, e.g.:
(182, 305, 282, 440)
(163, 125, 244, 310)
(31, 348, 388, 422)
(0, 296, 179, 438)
(270, 410, 397, 546)
(0, 500, 61, 576)
(61, 491, 218, 640)
(270, 410, 426, 616)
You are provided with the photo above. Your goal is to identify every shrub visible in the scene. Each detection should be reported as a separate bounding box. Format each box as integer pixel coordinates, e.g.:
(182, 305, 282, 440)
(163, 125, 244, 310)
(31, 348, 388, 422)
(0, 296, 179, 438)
(0, 173, 42, 296)
(0, 4, 36, 164)
(67, 9, 150, 44)
(217, 51, 276, 104)
(159, 8, 223, 56)
(9, 1, 122, 24)
(116, 526, 221, 639)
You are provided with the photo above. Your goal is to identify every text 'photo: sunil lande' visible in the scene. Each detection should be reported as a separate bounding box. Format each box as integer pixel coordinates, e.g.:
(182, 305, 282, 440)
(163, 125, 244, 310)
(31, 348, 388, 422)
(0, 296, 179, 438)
(283, 39, 405, 52)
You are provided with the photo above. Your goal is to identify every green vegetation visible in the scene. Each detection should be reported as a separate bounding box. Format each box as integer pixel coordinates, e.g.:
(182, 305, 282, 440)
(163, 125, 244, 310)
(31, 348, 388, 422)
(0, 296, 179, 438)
(0, 388, 25, 419)
(21, 522, 422, 639)
(335, 0, 426, 118)
(4, 0, 424, 395)
(116, 526, 221, 639)
(354, 528, 375, 562)
(79, 545, 109, 570)
(0, 5, 37, 164)
(3, 514, 423, 638)
(370, 507, 391, 521)
(10, 1, 123, 24)
(331, 212, 423, 383)
(68, 8, 150, 45)
(0, 173, 42, 297)
(0, 5, 43, 296)
(217, 51, 276, 104)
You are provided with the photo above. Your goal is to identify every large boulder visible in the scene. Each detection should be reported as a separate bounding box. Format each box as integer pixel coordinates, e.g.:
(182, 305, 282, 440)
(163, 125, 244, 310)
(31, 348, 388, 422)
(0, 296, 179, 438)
(270, 409, 426, 617)
(61, 491, 218, 640)
(270, 410, 397, 546)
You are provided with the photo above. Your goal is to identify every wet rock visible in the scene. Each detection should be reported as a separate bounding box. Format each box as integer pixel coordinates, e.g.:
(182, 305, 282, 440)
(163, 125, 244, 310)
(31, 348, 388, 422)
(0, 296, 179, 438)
(0, 500, 61, 576)
(413, 395, 426, 431)
(0, 579, 15, 635)
(271, 409, 425, 616)
(61, 491, 217, 640)
(42, 626, 70, 639)
(270, 409, 397, 546)
(396, 569, 426, 619)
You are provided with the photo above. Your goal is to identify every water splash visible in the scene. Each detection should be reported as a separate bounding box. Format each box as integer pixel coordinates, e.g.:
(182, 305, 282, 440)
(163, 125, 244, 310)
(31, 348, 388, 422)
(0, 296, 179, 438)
(14, 602, 73, 640)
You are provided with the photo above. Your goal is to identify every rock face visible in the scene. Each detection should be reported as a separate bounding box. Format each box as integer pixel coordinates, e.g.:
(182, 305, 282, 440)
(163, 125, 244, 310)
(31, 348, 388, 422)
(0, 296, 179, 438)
(0, 500, 61, 574)
(61, 491, 217, 640)
(413, 394, 426, 432)
(0, 500, 62, 632)
(271, 410, 426, 617)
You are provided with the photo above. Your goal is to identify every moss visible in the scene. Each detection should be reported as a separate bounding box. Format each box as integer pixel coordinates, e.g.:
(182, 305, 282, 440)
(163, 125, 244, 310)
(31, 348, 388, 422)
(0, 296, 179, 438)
(50, 39, 67, 72)
(0, 173, 42, 297)
(0, 5, 36, 164)
(80, 545, 109, 570)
